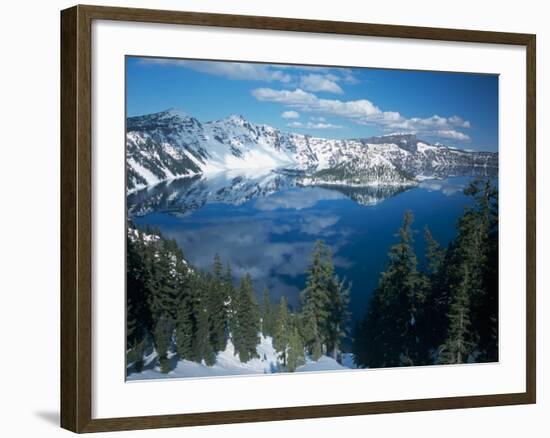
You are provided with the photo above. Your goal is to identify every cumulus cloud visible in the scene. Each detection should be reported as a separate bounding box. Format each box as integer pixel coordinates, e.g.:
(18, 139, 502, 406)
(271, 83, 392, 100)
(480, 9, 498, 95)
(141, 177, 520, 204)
(299, 73, 343, 94)
(253, 88, 399, 125)
(138, 58, 292, 83)
(281, 110, 300, 119)
(252, 87, 471, 142)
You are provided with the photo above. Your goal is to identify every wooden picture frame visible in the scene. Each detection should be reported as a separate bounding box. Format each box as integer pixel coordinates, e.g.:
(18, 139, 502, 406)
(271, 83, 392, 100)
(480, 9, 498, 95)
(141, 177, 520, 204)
(60, 4, 536, 433)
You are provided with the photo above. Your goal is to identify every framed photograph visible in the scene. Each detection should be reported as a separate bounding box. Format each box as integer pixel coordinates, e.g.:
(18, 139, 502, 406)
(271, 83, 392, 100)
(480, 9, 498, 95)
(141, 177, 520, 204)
(60, 5, 536, 433)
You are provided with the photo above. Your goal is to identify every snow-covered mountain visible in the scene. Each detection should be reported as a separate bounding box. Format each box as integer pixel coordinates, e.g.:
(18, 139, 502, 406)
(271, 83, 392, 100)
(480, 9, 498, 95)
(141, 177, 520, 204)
(126, 109, 498, 192)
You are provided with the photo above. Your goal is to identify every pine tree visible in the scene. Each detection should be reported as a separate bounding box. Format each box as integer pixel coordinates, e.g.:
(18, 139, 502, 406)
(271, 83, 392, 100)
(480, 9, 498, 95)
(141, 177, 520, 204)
(127, 338, 146, 373)
(232, 274, 260, 362)
(287, 325, 306, 372)
(261, 288, 276, 338)
(352, 293, 384, 367)
(147, 241, 181, 323)
(207, 254, 228, 353)
(301, 308, 323, 361)
(418, 226, 448, 358)
(468, 179, 499, 362)
(126, 230, 152, 370)
(153, 315, 173, 373)
(274, 297, 291, 367)
(439, 261, 473, 364)
(300, 240, 333, 356)
(224, 263, 237, 337)
(193, 301, 216, 366)
(326, 275, 351, 360)
(175, 298, 194, 360)
(141, 235, 192, 372)
(439, 179, 498, 364)
(353, 211, 427, 368)
(424, 226, 445, 276)
(352, 180, 499, 369)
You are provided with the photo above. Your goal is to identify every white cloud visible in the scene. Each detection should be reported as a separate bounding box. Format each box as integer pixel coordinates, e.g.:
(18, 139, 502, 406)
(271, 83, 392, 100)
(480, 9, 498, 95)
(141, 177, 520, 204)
(434, 130, 471, 141)
(308, 122, 343, 129)
(252, 87, 471, 142)
(388, 114, 471, 133)
(253, 88, 398, 124)
(340, 68, 360, 84)
(286, 121, 343, 130)
(310, 116, 326, 122)
(281, 110, 300, 119)
(299, 74, 343, 94)
(138, 58, 292, 83)
(287, 121, 304, 128)
(449, 115, 471, 128)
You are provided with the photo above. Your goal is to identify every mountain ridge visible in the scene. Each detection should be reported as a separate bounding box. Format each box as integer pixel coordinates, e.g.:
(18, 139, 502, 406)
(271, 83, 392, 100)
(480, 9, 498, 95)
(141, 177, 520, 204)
(126, 109, 498, 192)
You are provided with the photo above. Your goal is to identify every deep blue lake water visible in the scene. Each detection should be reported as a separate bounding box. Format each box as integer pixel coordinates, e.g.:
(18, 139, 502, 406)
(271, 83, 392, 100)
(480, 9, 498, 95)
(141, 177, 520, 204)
(130, 174, 481, 322)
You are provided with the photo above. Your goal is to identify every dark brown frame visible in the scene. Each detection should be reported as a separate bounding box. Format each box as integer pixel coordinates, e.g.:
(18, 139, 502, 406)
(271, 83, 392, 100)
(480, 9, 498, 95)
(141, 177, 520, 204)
(61, 4, 536, 433)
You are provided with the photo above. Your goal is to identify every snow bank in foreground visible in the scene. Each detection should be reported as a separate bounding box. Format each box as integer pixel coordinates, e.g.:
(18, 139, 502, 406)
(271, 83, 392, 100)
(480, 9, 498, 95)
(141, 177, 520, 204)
(127, 335, 355, 381)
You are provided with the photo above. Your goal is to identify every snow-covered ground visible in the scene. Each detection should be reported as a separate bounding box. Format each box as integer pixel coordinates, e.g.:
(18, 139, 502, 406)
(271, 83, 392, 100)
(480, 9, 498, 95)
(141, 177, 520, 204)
(127, 335, 356, 381)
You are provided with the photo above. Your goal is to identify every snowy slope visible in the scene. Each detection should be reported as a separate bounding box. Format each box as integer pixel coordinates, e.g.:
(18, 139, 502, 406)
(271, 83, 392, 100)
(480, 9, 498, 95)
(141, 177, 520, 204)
(126, 109, 498, 191)
(127, 335, 354, 380)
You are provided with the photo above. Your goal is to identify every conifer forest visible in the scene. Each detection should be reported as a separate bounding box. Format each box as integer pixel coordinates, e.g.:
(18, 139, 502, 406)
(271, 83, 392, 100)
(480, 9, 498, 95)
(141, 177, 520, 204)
(126, 179, 498, 378)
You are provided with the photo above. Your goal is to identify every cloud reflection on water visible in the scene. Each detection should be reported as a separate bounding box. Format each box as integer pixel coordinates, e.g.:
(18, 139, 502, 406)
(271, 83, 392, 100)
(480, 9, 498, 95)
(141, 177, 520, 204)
(418, 179, 466, 196)
(163, 188, 354, 306)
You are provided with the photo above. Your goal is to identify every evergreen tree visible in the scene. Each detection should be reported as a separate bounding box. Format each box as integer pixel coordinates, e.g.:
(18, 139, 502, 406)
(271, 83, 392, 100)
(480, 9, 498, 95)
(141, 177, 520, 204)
(352, 293, 384, 367)
(326, 275, 351, 360)
(207, 254, 228, 352)
(439, 258, 473, 364)
(353, 179, 499, 370)
(224, 263, 237, 337)
(175, 298, 194, 360)
(274, 297, 291, 367)
(261, 288, 276, 338)
(153, 315, 173, 373)
(439, 179, 498, 364)
(424, 226, 445, 276)
(127, 338, 146, 373)
(301, 308, 323, 361)
(418, 226, 448, 358)
(468, 179, 499, 362)
(126, 230, 152, 371)
(144, 236, 192, 372)
(192, 301, 216, 366)
(147, 240, 182, 323)
(287, 325, 306, 372)
(353, 211, 427, 368)
(232, 274, 260, 362)
(300, 240, 333, 356)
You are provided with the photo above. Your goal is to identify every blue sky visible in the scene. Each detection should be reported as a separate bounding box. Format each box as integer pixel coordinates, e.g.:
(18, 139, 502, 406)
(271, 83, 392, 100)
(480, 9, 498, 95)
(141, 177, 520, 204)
(126, 56, 498, 152)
